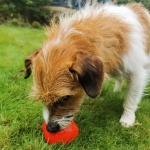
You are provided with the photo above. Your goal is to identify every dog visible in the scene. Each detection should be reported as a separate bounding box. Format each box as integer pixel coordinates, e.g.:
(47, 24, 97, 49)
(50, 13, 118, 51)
(24, 3, 150, 133)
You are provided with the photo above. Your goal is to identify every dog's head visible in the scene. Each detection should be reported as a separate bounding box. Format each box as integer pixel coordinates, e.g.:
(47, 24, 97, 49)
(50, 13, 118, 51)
(25, 45, 104, 132)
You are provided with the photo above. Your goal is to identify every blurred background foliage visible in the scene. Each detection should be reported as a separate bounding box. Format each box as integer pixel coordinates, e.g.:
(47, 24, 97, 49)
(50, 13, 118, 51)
(0, 0, 51, 26)
(0, 0, 150, 27)
(117, 0, 150, 10)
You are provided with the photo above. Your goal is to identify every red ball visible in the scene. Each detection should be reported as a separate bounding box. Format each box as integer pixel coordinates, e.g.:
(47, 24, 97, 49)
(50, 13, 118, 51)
(42, 121, 79, 144)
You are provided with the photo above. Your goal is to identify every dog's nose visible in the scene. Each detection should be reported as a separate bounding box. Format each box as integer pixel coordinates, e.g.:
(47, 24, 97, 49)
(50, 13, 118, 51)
(46, 122, 60, 133)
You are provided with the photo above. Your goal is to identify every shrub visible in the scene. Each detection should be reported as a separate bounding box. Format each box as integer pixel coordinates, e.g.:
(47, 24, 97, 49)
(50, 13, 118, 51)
(31, 21, 41, 28)
(11, 18, 20, 26)
(0, 0, 51, 25)
(117, 0, 150, 10)
(20, 22, 30, 27)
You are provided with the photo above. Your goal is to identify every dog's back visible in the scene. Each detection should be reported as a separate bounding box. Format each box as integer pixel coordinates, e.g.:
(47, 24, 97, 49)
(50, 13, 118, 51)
(49, 3, 150, 73)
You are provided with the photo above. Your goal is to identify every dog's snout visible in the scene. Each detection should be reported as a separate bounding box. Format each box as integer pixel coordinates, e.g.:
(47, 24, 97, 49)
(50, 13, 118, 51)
(46, 122, 60, 133)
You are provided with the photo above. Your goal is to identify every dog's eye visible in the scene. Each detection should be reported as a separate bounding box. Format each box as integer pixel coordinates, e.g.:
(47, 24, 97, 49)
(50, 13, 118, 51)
(53, 95, 71, 107)
(60, 95, 71, 101)
(65, 115, 74, 118)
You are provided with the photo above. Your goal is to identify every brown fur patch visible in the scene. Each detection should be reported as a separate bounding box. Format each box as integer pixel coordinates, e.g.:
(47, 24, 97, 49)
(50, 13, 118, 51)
(70, 51, 104, 98)
(24, 48, 40, 79)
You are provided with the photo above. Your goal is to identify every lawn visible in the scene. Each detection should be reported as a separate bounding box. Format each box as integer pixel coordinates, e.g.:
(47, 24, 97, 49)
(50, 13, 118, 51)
(0, 25, 150, 150)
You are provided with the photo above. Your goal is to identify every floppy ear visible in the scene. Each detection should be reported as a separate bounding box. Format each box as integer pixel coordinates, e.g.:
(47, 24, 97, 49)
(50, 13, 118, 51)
(70, 52, 104, 98)
(24, 48, 40, 79)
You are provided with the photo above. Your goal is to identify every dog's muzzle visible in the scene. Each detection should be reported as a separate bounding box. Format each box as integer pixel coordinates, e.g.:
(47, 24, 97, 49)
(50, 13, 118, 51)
(46, 122, 60, 133)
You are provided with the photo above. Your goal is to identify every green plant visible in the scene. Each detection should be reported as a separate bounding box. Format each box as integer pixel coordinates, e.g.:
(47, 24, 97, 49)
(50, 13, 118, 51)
(117, 0, 150, 10)
(32, 21, 41, 28)
(11, 18, 20, 26)
(20, 22, 30, 27)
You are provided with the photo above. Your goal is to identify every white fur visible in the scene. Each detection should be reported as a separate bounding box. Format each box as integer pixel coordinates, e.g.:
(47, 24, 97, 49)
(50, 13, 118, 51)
(43, 107, 74, 128)
(52, 115, 74, 129)
(114, 79, 123, 92)
(43, 107, 49, 124)
(103, 5, 150, 127)
(117, 7, 149, 127)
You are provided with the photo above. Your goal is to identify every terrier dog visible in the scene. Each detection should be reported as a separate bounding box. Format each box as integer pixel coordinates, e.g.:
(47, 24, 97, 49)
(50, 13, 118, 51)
(24, 3, 150, 132)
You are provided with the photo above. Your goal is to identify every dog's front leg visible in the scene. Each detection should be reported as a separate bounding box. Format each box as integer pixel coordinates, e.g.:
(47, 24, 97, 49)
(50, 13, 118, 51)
(120, 69, 148, 127)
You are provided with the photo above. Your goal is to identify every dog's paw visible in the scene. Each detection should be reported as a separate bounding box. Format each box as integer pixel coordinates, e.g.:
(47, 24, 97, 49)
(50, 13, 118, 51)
(119, 111, 135, 127)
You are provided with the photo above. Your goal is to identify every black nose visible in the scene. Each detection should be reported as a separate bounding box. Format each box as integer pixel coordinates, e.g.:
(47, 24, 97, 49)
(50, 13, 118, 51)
(46, 122, 60, 133)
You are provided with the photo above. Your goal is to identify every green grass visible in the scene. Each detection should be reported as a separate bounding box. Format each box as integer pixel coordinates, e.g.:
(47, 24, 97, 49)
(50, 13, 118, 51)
(0, 24, 150, 150)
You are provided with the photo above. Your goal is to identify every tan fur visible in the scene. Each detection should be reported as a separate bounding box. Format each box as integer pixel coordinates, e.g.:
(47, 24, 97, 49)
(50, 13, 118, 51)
(32, 13, 131, 102)
(45, 11, 131, 73)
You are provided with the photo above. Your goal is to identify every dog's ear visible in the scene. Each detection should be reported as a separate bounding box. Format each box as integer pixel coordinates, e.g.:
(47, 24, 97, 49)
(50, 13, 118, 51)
(70, 52, 104, 98)
(24, 48, 40, 79)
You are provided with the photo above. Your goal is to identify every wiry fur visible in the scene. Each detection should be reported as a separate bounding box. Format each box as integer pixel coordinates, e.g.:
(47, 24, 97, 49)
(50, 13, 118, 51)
(25, 3, 150, 130)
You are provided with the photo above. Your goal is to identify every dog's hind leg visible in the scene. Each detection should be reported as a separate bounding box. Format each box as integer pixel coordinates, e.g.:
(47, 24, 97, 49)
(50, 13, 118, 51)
(120, 69, 148, 127)
(113, 79, 123, 92)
